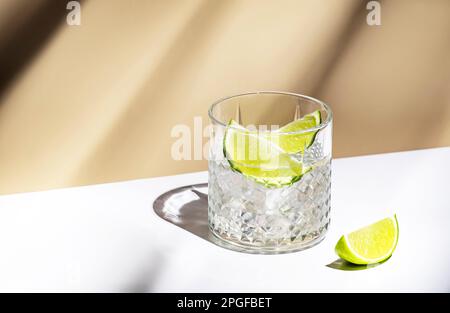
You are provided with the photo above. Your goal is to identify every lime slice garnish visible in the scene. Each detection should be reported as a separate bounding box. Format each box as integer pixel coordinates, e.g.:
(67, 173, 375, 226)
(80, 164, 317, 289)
(275, 110, 322, 153)
(223, 121, 305, 187)
(335, 215, 399, 265)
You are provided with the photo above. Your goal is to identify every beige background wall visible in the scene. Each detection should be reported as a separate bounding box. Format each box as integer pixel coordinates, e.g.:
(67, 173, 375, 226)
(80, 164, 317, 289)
(0, 0, 449, 195)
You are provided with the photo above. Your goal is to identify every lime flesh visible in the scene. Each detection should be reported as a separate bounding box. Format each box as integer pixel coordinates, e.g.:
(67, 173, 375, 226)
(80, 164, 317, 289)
(276, 110, 322, 153)
(222, 110, 321, 187)
(223, 121, 304, 187)
(335, 215, 399, 265)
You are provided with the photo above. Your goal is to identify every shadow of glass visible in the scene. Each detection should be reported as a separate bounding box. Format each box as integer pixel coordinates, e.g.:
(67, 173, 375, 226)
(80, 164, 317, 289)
(153, 183, 210, 237)
(153, 183, 252, 253)
(326, 258, 385, 271)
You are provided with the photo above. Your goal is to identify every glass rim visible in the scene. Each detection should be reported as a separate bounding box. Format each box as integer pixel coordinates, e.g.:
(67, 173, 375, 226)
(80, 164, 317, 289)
(208, 91, 333, 135)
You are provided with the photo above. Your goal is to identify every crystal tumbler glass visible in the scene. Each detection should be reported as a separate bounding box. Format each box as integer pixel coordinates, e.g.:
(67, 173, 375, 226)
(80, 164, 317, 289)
(208, 92, 332, 253)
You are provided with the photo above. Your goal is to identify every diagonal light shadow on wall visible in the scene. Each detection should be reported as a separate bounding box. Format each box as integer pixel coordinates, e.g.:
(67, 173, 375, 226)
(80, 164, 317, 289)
(69, 0, 233, 185)
(0, 0, 86, 100)
(311, 1, 382, 97)
(252, 0, 365, 125)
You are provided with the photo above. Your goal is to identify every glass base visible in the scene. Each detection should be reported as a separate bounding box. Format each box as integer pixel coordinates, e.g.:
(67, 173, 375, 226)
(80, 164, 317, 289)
(209, 226, 328, 254)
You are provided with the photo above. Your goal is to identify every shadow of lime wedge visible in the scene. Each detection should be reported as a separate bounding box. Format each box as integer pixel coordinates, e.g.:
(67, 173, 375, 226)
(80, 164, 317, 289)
(326, 257, 390, 271)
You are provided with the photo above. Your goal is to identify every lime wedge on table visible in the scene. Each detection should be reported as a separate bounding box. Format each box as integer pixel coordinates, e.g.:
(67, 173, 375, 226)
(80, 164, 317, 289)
(223, 110, 321, 187)
(335, 215, 399, 265)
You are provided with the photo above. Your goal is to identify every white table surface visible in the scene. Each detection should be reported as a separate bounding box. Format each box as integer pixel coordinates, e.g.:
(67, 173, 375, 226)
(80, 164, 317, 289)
(0, 147, 449, 292)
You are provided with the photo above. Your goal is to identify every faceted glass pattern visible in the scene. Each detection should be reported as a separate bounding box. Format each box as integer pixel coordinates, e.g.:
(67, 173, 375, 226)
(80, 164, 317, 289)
(209, 157, 331, 252)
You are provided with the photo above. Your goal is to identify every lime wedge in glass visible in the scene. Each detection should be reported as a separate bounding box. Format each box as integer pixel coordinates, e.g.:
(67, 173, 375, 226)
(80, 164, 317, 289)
(223, 110, 321, 187)
(335, 215, 399, 265)
(223, 121, 305, 187)
(275, 110, 322, 153)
